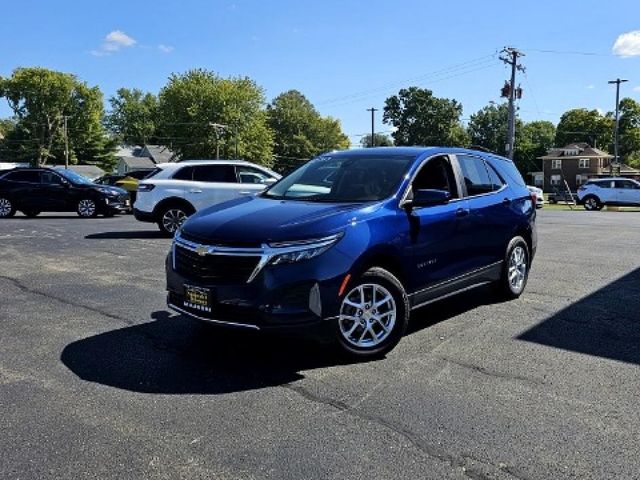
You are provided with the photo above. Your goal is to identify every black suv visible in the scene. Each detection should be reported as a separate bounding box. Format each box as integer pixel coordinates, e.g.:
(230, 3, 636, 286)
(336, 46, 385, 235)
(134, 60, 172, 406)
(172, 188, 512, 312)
(0, 168, 130, 218)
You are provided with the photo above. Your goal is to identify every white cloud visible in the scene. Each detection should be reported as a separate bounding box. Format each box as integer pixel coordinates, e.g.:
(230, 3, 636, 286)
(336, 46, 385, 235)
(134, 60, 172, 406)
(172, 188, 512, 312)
(612, 30, 640, 57)
(91, 30, 136, 56)
(586, 84, 595, 89)
(158, 44, 174, 53)
(633, 86, 640, 92)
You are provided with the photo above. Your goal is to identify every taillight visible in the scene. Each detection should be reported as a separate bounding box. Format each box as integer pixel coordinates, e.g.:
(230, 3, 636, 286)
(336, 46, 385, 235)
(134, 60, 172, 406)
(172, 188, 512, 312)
(138, 183, 155, 192)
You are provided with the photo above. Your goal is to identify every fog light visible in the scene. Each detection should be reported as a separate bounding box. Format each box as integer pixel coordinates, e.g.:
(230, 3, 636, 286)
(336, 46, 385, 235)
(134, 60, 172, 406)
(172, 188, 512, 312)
(309, 283, 322, 317)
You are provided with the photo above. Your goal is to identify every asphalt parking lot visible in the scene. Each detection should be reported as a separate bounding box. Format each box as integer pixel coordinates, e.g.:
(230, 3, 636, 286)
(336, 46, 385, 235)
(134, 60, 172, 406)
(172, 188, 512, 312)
(1, 209, 639, 480)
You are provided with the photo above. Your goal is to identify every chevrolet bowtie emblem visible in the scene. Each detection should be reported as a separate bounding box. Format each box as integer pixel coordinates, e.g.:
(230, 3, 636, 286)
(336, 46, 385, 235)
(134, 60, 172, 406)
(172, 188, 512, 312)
(195, 245, 209, 256)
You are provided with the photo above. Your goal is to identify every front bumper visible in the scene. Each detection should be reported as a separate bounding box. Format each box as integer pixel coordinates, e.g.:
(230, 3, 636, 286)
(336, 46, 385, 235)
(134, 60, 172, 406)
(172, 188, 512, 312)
(134, 208, 155, 222)
(100, 195, 131, 214)
(165, 246, 353, 331)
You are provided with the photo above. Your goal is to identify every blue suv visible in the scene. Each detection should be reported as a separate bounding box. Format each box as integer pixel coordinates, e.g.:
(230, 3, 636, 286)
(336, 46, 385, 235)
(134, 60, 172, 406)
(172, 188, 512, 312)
(166, 147, 536, 358)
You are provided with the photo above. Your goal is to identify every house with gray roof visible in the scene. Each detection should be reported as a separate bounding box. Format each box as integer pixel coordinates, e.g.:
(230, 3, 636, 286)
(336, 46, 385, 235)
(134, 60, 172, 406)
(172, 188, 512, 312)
(116, 156, 157, 175)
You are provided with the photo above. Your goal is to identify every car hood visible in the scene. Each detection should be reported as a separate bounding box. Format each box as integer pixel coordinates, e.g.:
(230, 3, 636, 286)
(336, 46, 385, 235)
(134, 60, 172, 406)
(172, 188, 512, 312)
(181, 196, 377, 245)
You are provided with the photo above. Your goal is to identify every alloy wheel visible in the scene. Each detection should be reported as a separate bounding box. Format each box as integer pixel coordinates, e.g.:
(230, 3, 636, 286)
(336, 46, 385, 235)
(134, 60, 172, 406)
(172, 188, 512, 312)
(585, 198, 597, 210)
(162, 208, 187, 234)
(0, 198, 12, 217)
(338, 283, 397, 348)
(78, 199, 96, 217)
(508, 246, 527, 293)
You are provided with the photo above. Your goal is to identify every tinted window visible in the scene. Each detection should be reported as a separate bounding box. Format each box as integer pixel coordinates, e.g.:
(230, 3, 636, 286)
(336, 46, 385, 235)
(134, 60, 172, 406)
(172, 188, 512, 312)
(5, 170, 40, 183)
(172, 166, 194, 180)
(236, 166, 271, 184)
(598, 181, 612, 189)
(41, 171, 63, 184)
(485, 162, 505, 190)
(192, 165, 236, 183)
(615, 180, 637, 189)
(458, 155, 494, 196)
(412, 156, 459, 198)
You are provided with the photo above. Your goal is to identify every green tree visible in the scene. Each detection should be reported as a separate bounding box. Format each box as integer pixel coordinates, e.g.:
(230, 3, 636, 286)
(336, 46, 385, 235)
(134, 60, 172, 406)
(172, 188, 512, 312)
(267, 90, 349, 160)
(618, 98, 640, 161)
(158, 69, 272, 164)
(106, 88, 158, 145)
(360, 133, 394, 148)
(467, 102, 522, 156)
(383, 87, 468, 146)
(515, 120, 556, 174)
(0, 67, 115, 168)
(555, 108, 613, 150)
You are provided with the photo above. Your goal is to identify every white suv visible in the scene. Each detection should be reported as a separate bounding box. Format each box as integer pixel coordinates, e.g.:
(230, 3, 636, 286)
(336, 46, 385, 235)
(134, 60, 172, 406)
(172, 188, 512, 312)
(133, 160, 280, 234)
(577, 177, 640, 210)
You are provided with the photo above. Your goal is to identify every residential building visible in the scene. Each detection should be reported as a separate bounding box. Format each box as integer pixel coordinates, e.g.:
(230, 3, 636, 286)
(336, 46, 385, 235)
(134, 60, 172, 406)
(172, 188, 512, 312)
(537, 142, 639, 191)
(114, 144, 178, 175)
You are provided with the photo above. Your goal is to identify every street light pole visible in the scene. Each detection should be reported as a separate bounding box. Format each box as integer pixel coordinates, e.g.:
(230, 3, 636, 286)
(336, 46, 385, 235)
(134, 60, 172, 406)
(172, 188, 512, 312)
(608, 78, 628, 175)
(366, 107, 378, 147)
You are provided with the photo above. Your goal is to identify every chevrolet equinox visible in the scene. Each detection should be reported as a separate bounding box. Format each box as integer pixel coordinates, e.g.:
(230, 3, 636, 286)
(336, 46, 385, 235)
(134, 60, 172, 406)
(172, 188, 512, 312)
(166, 147, 536, 358)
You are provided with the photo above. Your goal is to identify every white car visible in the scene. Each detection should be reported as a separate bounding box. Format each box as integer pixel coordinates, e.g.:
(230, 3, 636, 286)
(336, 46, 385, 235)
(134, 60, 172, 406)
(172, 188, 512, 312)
(577, 177, 640, 211)
(527, 185, 544, 209)
(133, 160, 281, 234)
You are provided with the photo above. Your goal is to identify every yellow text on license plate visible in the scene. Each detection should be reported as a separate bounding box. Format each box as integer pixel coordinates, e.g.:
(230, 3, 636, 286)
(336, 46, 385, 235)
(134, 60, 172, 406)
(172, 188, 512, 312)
(184, 286, 211, 312)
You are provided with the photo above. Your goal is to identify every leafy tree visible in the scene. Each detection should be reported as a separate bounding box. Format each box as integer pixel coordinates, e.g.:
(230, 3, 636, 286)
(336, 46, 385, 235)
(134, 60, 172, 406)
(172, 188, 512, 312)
(467, 102, 522, 156)
(515, 120, 556, 174)
(360, 133, 394, 148)
(383, 87, 468, 146)
(106, 88, 158, 145)
(267, 90, 349, 160)
(157, 69, 272, 164)
(0, 67, 115, 168)
(555, 108, 613, 150)
(618, 98, 640, 161)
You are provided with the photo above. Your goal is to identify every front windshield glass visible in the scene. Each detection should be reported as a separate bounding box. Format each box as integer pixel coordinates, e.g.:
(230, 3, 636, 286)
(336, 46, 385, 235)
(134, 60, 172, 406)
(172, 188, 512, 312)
(263, 154, 415, 202)
(55, 168, 94, 185)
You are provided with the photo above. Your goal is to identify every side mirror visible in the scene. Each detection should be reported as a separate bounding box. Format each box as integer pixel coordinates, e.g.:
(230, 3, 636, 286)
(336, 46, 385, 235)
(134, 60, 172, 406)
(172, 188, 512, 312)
(409, 189, 451, 208)
(61, 179, 70, 187)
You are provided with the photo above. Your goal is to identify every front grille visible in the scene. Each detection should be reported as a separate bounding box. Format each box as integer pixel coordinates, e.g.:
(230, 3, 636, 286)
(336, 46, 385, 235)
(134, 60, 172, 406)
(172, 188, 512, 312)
(174, 245, 260, 283)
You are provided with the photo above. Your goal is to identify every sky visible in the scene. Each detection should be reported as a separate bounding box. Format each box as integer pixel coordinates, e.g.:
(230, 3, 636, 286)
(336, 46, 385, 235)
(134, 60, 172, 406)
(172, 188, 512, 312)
(1, 0, 640, 146)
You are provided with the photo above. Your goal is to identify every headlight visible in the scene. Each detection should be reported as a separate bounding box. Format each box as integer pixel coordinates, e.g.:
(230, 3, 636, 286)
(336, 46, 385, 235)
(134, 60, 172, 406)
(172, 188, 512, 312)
(268, 233, 343, 266)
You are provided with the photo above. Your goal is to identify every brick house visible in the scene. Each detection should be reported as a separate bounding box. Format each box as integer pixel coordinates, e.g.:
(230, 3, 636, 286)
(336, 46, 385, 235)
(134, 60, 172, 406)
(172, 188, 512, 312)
(537, 143, 639, 192)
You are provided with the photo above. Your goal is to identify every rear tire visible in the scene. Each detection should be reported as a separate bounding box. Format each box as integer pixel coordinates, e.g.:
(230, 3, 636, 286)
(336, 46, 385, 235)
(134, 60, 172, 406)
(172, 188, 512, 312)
(583, 196, 602, 211)
(495, 237, 530, 300)
(157, 203, 194, 236)
(0, 197, 15, 218)
(332, 267, 409, 359)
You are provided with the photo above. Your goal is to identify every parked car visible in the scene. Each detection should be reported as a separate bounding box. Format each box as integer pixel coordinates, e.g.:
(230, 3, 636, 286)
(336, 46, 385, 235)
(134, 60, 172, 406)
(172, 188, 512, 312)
(134, 160, 280, 235)
(577, 177, 640, 210)
(165, 147, 537, 358)
(0, 167, 130, 218)
(527, 185, 544, 208)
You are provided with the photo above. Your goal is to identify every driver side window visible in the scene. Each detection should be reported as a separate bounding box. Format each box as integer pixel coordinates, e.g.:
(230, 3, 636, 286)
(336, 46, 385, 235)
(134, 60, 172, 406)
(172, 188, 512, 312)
(410, 156, 459, 199)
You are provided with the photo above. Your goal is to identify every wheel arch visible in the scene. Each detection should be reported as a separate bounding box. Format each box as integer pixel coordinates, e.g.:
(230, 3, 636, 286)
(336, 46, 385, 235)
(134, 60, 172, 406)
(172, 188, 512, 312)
(152, 197, 196, 220)
(350, 246, 408, 290)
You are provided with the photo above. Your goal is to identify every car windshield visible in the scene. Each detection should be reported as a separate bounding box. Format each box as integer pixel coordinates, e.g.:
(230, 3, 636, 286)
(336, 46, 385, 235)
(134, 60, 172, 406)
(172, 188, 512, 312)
(263, 154, 415, 202)
(55, 168, 94, 185)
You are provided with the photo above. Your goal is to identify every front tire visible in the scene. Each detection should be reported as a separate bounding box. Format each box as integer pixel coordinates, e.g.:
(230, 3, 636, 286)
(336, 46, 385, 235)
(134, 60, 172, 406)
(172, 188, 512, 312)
(333, 267, 409, 359)
(0, 197, 16, 218)
(77, 199, 98, 218)
(495, 237, 530, 300)
(583, 196, 602, 211)
(157, 204, 194, 236)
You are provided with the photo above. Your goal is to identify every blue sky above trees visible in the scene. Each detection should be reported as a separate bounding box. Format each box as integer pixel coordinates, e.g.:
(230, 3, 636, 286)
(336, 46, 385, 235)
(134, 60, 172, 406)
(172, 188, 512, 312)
(1, 0, 639, 146)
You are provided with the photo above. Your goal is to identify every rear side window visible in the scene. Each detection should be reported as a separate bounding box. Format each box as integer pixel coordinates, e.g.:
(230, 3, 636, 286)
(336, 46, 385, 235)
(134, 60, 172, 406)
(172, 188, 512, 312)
(192, 165, 237, 183)
(172, 166, 194, 180)
(4, 170, 40, 183)
(41, 171, 63, 184)
(489, 156, 526, 187)
(457, 155, 498, 196)
(236, 166, 272, 184)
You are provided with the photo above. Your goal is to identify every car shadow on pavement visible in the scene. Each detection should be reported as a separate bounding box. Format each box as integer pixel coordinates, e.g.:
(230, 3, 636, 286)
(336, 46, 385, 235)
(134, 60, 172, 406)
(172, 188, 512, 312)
(85, 231, 166, 239)
(60, 289, 496, 395)
(518, 267, 640, 365)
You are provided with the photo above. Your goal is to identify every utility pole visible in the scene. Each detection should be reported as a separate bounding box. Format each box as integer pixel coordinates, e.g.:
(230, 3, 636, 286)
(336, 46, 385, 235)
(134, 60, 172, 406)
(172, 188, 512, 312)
(209, 122, 228, 159)
(499, 47, 525, 159)
(366, 107, 378, 147)
(63, 116, 70, 169)
(608, 78, 628, 176)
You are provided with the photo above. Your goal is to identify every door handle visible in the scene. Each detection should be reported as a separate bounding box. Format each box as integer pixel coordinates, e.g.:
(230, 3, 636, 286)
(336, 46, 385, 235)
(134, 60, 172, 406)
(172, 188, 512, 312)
(455, 208, 470, 217)
(502, 197, 512, 205)
(189, 189, 202, 194)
